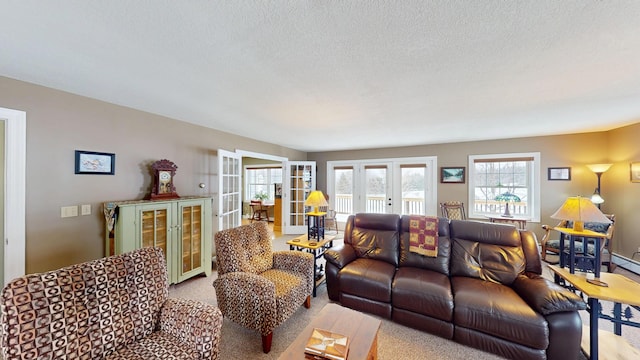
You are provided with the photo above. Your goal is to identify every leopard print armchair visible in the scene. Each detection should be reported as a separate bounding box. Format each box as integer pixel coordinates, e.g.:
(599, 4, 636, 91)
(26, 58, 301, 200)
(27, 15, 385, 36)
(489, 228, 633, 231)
(213, 221, 313, 353)
(1, 247, 223, 359)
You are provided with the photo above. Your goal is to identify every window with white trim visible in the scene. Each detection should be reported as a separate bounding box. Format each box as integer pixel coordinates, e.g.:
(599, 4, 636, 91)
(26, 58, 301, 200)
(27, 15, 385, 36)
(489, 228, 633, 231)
(468, 153, 540, 221)
(245, 166, 282, 201)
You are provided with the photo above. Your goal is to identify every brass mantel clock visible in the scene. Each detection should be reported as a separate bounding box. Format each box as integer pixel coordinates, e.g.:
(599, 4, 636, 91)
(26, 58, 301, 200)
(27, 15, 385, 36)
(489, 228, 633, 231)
(150, 159, 180, 200)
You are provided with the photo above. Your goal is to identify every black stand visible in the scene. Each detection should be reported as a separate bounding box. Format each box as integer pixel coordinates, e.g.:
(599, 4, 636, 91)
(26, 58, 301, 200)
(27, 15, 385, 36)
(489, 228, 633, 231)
(307, 212, 326, 241)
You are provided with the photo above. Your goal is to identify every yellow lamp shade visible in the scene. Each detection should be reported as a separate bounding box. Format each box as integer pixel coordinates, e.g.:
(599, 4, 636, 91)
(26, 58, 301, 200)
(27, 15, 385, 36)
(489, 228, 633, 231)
(304, 190, 328, 213)
(550, 196, 612, 231)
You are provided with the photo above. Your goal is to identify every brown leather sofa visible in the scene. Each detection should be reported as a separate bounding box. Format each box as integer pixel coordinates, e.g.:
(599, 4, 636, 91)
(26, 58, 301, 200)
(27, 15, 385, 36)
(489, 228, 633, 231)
(324, 213, 586, 360)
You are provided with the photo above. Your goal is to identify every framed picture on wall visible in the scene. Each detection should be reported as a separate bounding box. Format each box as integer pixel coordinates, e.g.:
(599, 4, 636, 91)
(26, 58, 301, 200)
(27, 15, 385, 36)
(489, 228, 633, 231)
(440, 167, 465, 183)
(547, 167, 571, 181)
(75, 150, 115, 175)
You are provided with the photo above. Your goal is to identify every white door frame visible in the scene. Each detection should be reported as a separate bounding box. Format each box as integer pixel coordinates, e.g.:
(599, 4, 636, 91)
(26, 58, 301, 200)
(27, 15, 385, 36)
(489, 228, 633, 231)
(1, 107, 26, 285)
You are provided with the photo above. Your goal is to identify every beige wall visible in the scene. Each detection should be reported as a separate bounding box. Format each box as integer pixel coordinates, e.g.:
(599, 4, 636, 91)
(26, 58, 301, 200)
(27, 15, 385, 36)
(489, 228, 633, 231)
(309, 128, 640, 259)
(0, 76, 306, 273)
(2, 74, 639, 273)
(606, 122, 640, 258)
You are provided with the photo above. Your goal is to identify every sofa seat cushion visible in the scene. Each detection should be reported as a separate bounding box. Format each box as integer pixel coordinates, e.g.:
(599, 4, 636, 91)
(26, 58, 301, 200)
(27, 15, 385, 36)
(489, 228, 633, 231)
(452, 276, 549, 350)
(261, 268, 309, 324)
(104, 331, 198, 359)
(392, 267, 453, 322)
(339, 258, 395, 302)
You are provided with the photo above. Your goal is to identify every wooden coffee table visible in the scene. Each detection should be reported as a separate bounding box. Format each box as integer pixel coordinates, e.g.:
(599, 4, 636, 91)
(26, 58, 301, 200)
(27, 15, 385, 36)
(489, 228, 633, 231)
(278, 303, 382, 360)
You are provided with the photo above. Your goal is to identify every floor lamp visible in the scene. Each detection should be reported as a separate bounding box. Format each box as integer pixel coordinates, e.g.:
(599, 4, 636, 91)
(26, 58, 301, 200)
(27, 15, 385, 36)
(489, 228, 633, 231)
(587, 163, 612, 209)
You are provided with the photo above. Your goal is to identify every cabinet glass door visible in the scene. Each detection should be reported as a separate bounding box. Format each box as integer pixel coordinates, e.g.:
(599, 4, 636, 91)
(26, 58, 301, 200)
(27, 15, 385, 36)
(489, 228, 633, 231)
(141, 207, 169, 256)
(180, 203, 202, 275)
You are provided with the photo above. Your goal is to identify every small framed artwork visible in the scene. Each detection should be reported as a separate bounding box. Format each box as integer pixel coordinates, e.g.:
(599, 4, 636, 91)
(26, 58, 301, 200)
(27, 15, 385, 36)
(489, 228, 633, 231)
(274, 183, 283, 198)
(631, 162, 640, 183)
(440, 167, 465, 183)
(547, 167, 571, 181)
(75, 150, 115, 175)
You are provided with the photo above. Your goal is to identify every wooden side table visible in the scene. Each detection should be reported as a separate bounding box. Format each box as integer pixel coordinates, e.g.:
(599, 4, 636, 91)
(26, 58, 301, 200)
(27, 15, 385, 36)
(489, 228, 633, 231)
(554, 227, 607, 279)
(287, 234, 335, 297)
(486, 215, 528, 230)
(278, 303, 382, 360)
(548, 265, 640, 360)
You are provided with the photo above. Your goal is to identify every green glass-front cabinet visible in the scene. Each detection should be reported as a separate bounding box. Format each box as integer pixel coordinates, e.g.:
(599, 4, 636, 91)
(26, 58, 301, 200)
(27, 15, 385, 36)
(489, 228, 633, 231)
(105, 197, 212, 284)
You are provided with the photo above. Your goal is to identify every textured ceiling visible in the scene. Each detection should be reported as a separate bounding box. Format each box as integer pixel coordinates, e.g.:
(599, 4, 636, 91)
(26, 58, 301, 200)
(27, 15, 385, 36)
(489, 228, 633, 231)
(2, 1, 640, 152)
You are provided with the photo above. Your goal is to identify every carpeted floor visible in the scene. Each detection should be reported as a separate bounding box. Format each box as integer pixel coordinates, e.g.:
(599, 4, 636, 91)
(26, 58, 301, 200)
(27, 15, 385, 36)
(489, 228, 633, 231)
(168, 232, 639, 359)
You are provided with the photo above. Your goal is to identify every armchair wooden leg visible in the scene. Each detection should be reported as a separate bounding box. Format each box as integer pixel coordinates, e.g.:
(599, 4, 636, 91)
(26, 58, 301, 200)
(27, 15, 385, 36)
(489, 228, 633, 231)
(262, 332, 273, 353)
(304, 295, 311, 309)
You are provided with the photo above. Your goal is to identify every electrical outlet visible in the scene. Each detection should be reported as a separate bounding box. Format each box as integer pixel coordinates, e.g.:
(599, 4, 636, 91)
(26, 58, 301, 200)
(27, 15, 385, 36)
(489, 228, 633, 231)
(81, 204, 91, 215)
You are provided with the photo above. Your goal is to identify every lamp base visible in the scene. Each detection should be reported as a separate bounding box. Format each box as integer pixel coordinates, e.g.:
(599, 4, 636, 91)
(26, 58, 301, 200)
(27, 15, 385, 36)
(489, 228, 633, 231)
(586, 278, 609, 287)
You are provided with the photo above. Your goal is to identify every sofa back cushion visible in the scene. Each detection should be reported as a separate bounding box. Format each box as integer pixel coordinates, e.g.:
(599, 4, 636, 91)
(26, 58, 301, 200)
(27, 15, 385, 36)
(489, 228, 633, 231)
(215, 221, 273, 276)
(1, 247, 168, 359)
(345, 213, 401, 267)
(398, 216, 451, 275)
(449, 220, 526, 285)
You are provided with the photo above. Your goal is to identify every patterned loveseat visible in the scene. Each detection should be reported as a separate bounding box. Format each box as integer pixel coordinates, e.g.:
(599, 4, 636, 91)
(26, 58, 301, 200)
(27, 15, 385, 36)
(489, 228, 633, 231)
(1, 247, 223, 359)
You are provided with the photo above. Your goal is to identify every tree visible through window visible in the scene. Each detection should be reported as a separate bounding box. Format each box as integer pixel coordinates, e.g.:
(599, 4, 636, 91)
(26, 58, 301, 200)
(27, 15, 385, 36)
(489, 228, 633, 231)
(468, 153, 540, 220)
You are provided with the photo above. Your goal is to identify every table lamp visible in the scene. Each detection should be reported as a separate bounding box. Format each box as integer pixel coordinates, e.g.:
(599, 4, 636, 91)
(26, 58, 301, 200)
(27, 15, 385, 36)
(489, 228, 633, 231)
(495, 192, 521, 218)
(550, 196, 612, 286)
(305, 190, 328, 240)
(550, 196, 611, 232)
(304, 190, 328, 214)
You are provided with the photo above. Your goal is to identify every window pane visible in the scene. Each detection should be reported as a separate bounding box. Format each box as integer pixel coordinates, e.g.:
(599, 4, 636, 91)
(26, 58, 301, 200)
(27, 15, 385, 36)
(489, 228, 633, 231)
(401, 166, 425, 215)
(471, 155, 536, 218)
(334, 168, 353, 215)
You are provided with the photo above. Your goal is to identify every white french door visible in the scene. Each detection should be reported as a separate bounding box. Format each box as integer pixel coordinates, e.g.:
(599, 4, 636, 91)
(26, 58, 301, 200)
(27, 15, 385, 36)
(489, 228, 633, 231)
(217, 149, 242, 232)
(327, 157, 437, 218)
(283, 161, 316, 234)
(363, 163, 392, 214)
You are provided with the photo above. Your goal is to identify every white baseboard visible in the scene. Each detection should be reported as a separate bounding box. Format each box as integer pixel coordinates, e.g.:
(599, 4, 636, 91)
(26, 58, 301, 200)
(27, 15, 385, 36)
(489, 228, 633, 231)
(612, 253, 640, 275)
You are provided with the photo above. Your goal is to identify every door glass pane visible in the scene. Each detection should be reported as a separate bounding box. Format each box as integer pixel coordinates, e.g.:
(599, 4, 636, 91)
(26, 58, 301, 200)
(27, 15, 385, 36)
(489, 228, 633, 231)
(401, 165, 426, 215)
(365, 166, 387, 213)
(333, 167, 353, 217)
(289, 164, 312, 227)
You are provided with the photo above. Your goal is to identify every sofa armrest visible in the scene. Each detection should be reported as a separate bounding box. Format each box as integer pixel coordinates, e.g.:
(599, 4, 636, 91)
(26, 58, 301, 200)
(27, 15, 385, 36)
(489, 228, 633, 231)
(159, 298, 224, 359)
(273, 250, 314, 294)
(324, 244, 357, 269)
(512, 273, 586, 315)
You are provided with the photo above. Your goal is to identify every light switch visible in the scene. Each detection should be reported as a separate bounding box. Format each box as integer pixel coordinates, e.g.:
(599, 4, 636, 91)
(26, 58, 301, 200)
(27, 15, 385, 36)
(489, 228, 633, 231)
(61, 206, 78, 218)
